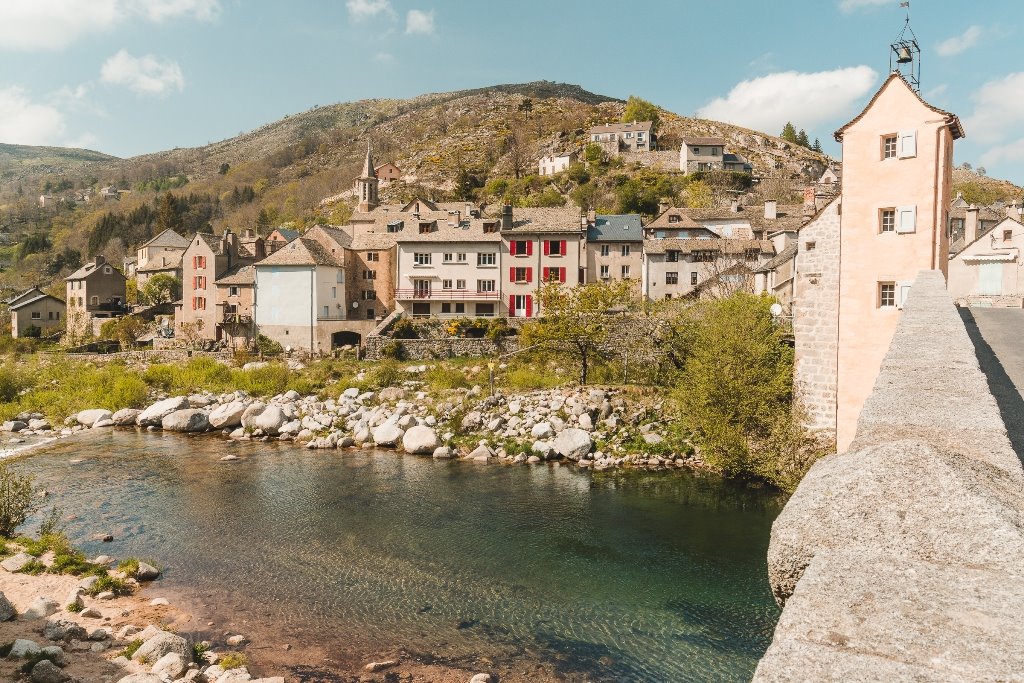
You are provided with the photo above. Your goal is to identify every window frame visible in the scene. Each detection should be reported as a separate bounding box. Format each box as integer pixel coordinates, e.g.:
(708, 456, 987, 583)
(882, 134, 898, 160)
(879, 282, 897, 308)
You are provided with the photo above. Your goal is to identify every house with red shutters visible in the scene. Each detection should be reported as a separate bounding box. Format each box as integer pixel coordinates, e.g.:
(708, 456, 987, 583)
(499, 205, 583, 318)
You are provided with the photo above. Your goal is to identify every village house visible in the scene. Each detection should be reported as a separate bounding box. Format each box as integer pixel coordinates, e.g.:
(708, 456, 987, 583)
(947, 213, 1024, 306)
(7, 287, 65, 338)
(793, 72, 963, 450)
(253, 237, 348, 353)
(265, 227, 300, 254)
(538, 152, 576, 177)
(500, 205, 583, 318)
(135, 228, 190, 290)
(99, 186, 120, 201)
(304, 223, 388, 334)
(647, 200, 805, 241)
(948, 202, 1005, 254)
(374, 163, 402, 184)
(64, 255, 128, 339)
(584, 213, 643, 285)
(175, 230, 261, 342)
(589, 121, 655, 154)
(214, 264, 257, 349)
(641, 237, 774, 301)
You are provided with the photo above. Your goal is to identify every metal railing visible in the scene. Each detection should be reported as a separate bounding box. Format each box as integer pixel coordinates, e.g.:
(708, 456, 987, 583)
(221, 313, 253, 324)
(394, 288, 501, 300)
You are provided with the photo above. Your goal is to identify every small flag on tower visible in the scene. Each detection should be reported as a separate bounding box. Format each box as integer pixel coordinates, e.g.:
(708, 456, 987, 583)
(900, 1, 910, 6)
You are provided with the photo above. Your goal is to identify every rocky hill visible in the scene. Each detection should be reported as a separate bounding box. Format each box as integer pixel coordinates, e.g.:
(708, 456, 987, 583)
(0, 143, 119, 182)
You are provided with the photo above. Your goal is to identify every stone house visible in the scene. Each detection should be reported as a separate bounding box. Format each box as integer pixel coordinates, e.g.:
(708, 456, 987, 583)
(64, 255, 128, 338)
(792, 72, 963, 450)
(253, 237, 347, 353)
(265, 227, 300, 254)
(176, 231, 260, 341)
(647, 201, 806, 241)
(538, 152, 576, 176)
(135, 228, 190, 291)
(500, 205, 583, 318)
(214, 264, 257, 350)
(589, 121, 655, 154)
(948, 204, 1005, 254)
(679, 137, 752, 174)
(7, 287, 65, 338)
(947, 216, 1024, 306)
(374, 163, 402, 184)
(641, 238, 774, 301)
(584, 214, 643, 285)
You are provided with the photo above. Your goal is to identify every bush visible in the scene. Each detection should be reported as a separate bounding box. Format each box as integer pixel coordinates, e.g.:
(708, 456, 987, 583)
(379, 340, 405, 360)
(86, 574, 132, 597)
(219, 653, 247, 670)
(19, 559, 46, 575)
(21, 325, 41, 338)
(390, 319, 418, 340)
(192, 642, 210, 663)
(0, 463, 33, 537)
(117, 558, 140, 578)
(255, 334, 283, 355)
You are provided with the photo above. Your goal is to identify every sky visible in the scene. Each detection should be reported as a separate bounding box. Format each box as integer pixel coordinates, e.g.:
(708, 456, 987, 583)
(1, 0, 1022, 184)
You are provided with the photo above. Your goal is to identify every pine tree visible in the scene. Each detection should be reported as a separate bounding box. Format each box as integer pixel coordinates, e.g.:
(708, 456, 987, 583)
(812, 138, 823, 153)
(256, 208, 272, 235)
(780, 122, 798, 143)
(796, 129, 810, 148)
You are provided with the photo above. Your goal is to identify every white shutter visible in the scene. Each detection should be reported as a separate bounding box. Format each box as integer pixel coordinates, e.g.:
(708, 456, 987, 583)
(897, 280, 913, 309)
(898, 130, 917, 158)
(896, 205, 917, 233)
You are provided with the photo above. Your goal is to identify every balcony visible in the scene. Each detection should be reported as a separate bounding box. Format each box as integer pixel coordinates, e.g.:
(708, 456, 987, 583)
(221, 312, 253, 325)
(394, 288, 500, 301)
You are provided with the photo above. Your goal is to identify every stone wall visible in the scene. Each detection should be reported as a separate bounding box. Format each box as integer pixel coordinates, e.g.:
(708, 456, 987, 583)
(618, 150, 680, 171)
(792, 198, 840, 436)
(754, 270, 1024, 681)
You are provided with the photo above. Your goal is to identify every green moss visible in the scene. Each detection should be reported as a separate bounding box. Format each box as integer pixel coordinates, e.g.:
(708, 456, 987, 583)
(191, 641, 210, 663)
(121, 639, 143, 659)
(219, 653, 247, 670)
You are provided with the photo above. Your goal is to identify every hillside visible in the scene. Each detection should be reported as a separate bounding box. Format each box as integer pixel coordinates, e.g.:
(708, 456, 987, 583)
(0, 143, 119, 182)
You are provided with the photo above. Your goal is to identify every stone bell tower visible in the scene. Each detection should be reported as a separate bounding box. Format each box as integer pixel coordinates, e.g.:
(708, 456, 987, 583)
(355, 141, 379, 213)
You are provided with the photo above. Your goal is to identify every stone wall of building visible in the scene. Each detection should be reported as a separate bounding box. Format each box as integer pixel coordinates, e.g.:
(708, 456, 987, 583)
(618, 150, 679, 171)
(755, 270, 1024, 681)
(792, 199, 840, 437)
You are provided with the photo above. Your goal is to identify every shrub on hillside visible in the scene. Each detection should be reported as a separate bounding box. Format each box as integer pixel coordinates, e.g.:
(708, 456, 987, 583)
(0, 463, 34, 538)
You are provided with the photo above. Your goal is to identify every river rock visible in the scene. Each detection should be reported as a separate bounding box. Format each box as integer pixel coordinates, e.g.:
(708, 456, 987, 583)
(469, 675, 493, 683)
(402, 426, 439, 454)
(162, 409, 210, 433)
(114, 675, 163, 683)
(110, 408, 142, 426)
(209, 402, 246, 428)
(461, 411, 482, 430)
(132, 631, 189, 663)
(44, 618, 87, 641)
(23, 597, 59, 619)
(432, 446, 454, 459)
(468, 444, 493, 461)
(40, 645, 68, 667)
(64, 587, 84, 611)
(245, 405, 287, 435)
(0, 591, 15, 621)
(373, 422, 404, 447)
(31, 659, 68, 683)
(527, 455, 541, 463)
(137, 397, 190, 426)
(531, 422, 554, 439)
(378, 387, 405, 402)
(365, 660, 398, 672)
(11, 638, 41, 657)
(76, 408, 112, 427)
(1, 551, 33, 572)
(578, 413, 593, 430)
(531, 441, 553, 458)
(152, 652, 188, 679)
(28, 418, 51, 431)
(552, 428, 592, 460)
(2, 420, 27, 432)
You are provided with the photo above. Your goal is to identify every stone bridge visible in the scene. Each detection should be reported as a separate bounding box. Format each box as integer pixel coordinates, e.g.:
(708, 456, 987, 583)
(754, 270, 1024, 681)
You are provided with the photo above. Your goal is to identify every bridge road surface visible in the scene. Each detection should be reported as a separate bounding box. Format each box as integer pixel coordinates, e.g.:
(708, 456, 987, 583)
(959, 307, 1024, 459)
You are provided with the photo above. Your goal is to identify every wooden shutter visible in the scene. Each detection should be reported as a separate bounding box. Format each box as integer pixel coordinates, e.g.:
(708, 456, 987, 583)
(509, 295, 515, 314)
(897, 280, 913, 309)
(525, 295, 533, 318)
(898, 130, 917, 159)
(543, 240, 550, 255)
(526, 267, 533, 283)
(509, 241, 517, 256)
(509, 267, 515, 283)
(526, 240, 533, 256)
(896, 205, 917, 233)
(542, 267, 550, 282)
(560, 240, 567, 256)
(559, 267, 566, 283)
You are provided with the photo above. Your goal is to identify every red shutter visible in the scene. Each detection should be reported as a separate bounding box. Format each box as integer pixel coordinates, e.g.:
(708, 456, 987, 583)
(526, 240, 533, 256)
(542, 267, 549, 282)
(509, 241, 517, 256)
(509, 295, 515, 315)
(560, 240, 567, 256)
(509, 267, 515, 283)
(559, 267, 566, 283)
(543, 240, 550, 255)
(526, 267, 533, 283)
(525, 295, 533, 318)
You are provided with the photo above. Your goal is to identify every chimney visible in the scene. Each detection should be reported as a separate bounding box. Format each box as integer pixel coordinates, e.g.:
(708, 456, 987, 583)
(730, 198, 739, 213)
(764, 200, 778, 220)
(966, 205, 980, 243)
(93, 255, 105, 267)
(586, 209, 596, 225)
(465, 202, 473, 218)
(803, 187, 816, 207)
(501, 204, 513, 230)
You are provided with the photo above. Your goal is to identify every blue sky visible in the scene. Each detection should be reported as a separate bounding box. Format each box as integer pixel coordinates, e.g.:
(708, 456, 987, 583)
(1, 0, 1022, 184)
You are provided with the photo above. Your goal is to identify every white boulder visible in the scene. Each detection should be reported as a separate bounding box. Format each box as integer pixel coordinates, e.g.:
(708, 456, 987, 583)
(137, 397, 190, 426)
(161, 409, 210, 433)
(402, 425, 439, 454)
(110, 408, 142, 426)
(552, 428, 593, 460)
(372, 422, 404, 447)
(209, 401, 247, 429)
(76, 409, 112, 427)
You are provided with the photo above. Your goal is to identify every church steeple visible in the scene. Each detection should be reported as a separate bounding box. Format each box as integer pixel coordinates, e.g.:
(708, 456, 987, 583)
(356, 141, 379, 212)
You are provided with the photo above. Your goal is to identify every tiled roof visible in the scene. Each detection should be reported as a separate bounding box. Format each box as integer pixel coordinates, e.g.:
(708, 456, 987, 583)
(643, 238, 774, 256)
(9, 291, 64, 310)
(214, 264, 255, 285)
(349, 233, 398, 250)
(66, 258, 124, 281)
(834, 71, 964, 142)
(502, 206, 583, 234)
(587, 214, 643, 242)
(196, 233, 225, 255)
(647, 208, 704, 230)
(305, 224, 353, 250)
(395, 219, 503, 242)
(681, 136, 726, 146)
(756, 243, 798, 272)
(139, 229, 189, 250)
(256, 237, 344, 267)
(268, 227, 300, 242)
(136, 252, 184, 273)
(5, 287, 44, 306)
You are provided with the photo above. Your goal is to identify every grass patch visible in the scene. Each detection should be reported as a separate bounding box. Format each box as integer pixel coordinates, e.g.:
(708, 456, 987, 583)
(121, 639, 143, 659)
(219, 653, 247, 670)
(117, 558, 140, 578)
(192, 642, 210, 664)
(0, 357, 147, 421)
(422, 365, 471, 391)
(85, 574, 132, 597)
(19, 559, 46, 575)
(498, 363, 566, 391)
(66, 602, 83, 613)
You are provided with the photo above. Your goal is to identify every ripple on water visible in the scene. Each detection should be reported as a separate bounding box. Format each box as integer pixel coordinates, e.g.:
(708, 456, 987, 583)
(14, 430, 783, 682)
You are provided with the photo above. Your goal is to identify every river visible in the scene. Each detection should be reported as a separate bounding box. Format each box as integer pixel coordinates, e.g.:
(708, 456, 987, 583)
(14, 430, 783, 682)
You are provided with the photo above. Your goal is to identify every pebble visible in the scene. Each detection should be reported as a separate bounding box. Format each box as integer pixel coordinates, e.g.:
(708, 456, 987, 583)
(150, 597, 170, 606)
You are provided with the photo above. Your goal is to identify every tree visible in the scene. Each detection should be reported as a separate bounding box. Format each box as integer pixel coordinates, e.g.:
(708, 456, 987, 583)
(155, 192, 184, 233)
(519, 280, 636, 385)
(0, 462, 34, 537)
(684, 179, 714, 208)
(796, 129, 810, 148)
(780, 122, 798, 143)
(583, 143, 605, 166)
(140, 274, 181, 305)
(256, 208, 272, 235)
(99, 315, 148, 349)
(812, 138, 823, 153)
(218, 163, 230, 175)
(622, 95, 660, 128)
(517, 98, 534, 119)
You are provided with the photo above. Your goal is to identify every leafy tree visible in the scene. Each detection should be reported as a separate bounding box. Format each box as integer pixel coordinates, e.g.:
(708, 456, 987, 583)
(140, 274, 181, 305)
(622, 95, 660, 127)
(685, 179, 714, 208)
(99, 315, 148, 349)
(155, 192, 184, 233)
(22, 325, 41, 338)
(18, 233, 51, 260)
(780, 122, 798, 143)
(0, 462, 34, 537)
(583, 143, 605, 166)
(517, 98, 534, 118)
(520, 280, 636, 385)
(796, 129, 810, 148)
(530, 187, 567, 208)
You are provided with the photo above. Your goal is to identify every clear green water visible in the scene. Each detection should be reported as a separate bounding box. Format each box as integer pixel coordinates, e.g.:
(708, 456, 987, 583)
(16, 431, 783, 682)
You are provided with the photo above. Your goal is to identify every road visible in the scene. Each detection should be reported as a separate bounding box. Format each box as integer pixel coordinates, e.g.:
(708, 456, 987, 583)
(959, 307, 1024, 457)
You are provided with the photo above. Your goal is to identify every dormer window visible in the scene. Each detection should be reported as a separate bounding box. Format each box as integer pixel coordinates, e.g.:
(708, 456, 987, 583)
(419, 222, 432, 234)
(668, 214, 680, 223)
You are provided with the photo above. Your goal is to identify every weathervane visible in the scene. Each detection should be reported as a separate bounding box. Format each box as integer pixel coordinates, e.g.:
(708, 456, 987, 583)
(890, 1, 921, 91)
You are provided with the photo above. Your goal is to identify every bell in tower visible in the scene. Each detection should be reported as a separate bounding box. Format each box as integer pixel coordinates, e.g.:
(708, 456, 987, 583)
(889, 3, 921, 91)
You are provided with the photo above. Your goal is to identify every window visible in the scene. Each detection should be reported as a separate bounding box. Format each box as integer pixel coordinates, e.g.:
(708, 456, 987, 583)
(600, 245, 610, 256)
(711, 147, 719, 156)
(47, 311, 53, 320)
(362, 290, 376, 300)
(621, 244, 631, 256)
(896, 205, 917, 233)
(477, 252, 496, 266)
(229, 286, 240, 297)
(478, 279, 496, 292)
(880, 208, 896, 233)
(366, 251, 379, 262)
(693, 250, 717, 262)
(545, 267, 562, 282)
(455, 303, 465, 314)
(362, 270, 376, 280)
(31, 311, 41, 319)
(665, 294, 672, 301)
(666, 272, 679, 285)
(414, 253, 431, 266)
(621, 265, 630, 278)
(692, 147, 700, 155)
(476, 303, 495, 317)
(879, 282, 896, 307)
(443, 253, 454, 263)
(322, 305, 329, 318)
(625, 132, 633, 139)
(691, 272, 699, 285)
(192, 255, 207, 269)
(510, 240, 531, 256)
(1005, 230, 1014, 241)
(805, 241, 816, 251)
(442, 279, 453, 290)
(336, 270, 344, 283)
(90, 296, 99, 306)
(419, 223, 432, 234)
(511, 294, 532, 317)
(667, 250, 679, 262)
(513, 267, 530, 283)
(331, 286, 337, 298)
(483, 222, 498, 234)
(545, 240, 565, 256)
(104, 266, 112, 274)
(457, 253, 467, 263)
(456, 279, 466, 290)
(191, 296, 205, 310)
(441, 303, 451, 314)
(366, 308, 375, 319)
(882, 135, 897, 159)
(600, 265, 610, 279)
(592, 134, 600, 141)
(386, 221, 402, 233)
(745, 249, 760, 262)
(668, 214, 680, 223)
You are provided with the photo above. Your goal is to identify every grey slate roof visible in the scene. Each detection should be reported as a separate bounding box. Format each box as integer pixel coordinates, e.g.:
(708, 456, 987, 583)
(214, 264, 256, 286)
(256, 237, 344, 267)
(587, 215, 643, 242)
(139, 229, 189, 250)
(9, 291, 64, 310)
(756, 243, 798, 272)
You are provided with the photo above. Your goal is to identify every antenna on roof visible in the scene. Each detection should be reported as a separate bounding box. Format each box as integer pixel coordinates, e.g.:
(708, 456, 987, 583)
(890, 2, 921, 92)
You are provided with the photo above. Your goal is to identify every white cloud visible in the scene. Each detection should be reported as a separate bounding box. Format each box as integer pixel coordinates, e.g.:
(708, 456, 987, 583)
(696, 66, 879, 134)
(963, 72, 1024, 144)
(405, 9, 435, 35)
(0, 0, 220, 50)
(0, 86, 66, 145)
(838, 0, 890, 13)
(936, 26, 982, 57)
(100, 50, 185, 96)
(980, 138, 1024, 168)
(924, 84, 948, 100)
(373, 52, 395, 63)
(346, 0, 394, 20)
(64, 132, 101, 150)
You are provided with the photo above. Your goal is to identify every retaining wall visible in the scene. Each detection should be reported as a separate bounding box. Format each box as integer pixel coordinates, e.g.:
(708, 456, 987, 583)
(754, 270, 1024, 681)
